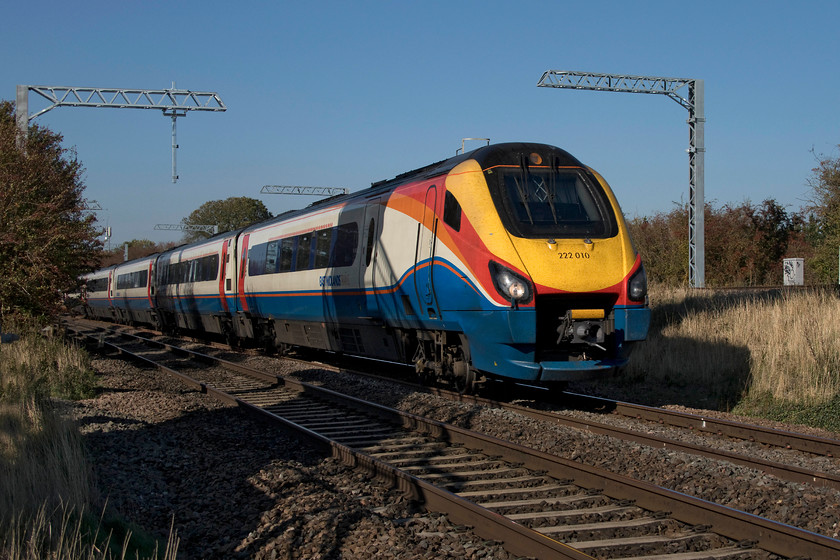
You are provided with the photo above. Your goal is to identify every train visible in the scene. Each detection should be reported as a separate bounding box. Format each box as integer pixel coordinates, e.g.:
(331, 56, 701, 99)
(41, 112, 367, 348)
(80, 142, 650, 391)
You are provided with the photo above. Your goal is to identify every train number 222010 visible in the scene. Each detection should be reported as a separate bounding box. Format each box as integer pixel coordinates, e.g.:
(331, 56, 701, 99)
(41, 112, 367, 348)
(558, 252, 591, 259)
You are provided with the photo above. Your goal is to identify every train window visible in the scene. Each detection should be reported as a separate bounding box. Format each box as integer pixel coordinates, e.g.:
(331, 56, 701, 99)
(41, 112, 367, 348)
(87, 277, 109, 293)
(279, 238, 294, 272)
(265, 241, 279, 273)
(365, 219, 375, 267)
(495, 166, 617, 239)
(330, 223, 358, 268)
(443, 191, 462, 232)
(116, 270, 148, 289)
(246, 224, 360, 276)
(296, 233, 313, 271)
(314, 229, 332, 269)
(195, 255, 220, 282)
(248, 243, 268, 276)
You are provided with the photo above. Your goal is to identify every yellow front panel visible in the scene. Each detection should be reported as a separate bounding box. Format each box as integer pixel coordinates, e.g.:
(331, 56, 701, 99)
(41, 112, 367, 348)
(511, 234, 635, 292)
(445, 159, 637, 294)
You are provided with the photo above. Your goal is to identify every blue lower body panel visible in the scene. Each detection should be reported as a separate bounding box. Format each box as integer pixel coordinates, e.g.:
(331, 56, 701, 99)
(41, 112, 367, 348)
(456, 303, 650, 383)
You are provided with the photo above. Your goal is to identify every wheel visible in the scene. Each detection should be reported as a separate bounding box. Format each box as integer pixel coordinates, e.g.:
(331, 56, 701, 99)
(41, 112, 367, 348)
(453, 366, 477, 395)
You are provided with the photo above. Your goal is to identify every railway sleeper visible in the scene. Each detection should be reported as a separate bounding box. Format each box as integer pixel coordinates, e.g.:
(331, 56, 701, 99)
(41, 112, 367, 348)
(573, 531, 741, 558)
(477, 493, 611, 512)
(442, 475, 552, 492)
(371, 450, 477, 465)
(538, 515, 681, 538)
(506, 504, 644, 525)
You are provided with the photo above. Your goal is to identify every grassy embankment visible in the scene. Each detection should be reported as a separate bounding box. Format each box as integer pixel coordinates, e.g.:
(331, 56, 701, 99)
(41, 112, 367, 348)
(603, 285, 840, 432)
(0, 319, 177, 560)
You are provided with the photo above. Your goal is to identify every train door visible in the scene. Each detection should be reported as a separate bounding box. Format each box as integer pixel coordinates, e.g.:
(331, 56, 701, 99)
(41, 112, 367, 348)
(414, 185, 440, 318)
(146, 260, 155, 320)
(219, 239, 235, 314)
(107, 269, 115, 319)
(359, 197, 382, 318)
(237, 234, 251, 313)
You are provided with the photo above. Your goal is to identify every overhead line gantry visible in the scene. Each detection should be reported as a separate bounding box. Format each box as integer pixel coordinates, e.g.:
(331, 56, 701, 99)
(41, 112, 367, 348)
(15, 83, 226, 183)
(154, 223, 219, 235)
(260, 185, 350, 196)
(537, 70, 705, 288)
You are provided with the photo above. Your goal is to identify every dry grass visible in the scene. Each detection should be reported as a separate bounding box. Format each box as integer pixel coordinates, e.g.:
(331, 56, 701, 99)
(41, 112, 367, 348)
(622, 286, 840, 426)
(0, 398, 93, 525)
(1, 322, 95, 528)
(0, 319, 177, 559)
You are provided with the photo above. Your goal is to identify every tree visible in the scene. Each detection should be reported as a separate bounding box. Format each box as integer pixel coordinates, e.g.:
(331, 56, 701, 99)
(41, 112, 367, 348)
(181, 196, 272, 243)
(0, 101, 102, 320)
(752, 199, 794, 283)
(805, 146, 840, 282)
(627, 204, 689, 285)
(628, 198, 796, 287)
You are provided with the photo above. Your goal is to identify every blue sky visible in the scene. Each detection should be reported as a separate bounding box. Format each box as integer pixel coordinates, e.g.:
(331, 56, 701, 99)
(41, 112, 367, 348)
(4, 0, 839, 246)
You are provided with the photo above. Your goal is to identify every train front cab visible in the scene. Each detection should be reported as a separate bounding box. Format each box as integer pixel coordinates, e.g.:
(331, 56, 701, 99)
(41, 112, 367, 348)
(437, 144, 651, 384)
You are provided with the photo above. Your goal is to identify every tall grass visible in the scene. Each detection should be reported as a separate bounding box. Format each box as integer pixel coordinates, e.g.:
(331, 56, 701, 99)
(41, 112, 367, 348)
(622, 286, 840, 430)
(1, 321, 95, 527)
(0, 319, 178, 559)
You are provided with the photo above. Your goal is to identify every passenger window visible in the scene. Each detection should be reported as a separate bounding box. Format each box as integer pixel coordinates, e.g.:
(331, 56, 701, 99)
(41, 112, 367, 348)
(279, 238, 294, 272)
(330, 223, 358, 268)
(314, 229, 332, 269)
(265, 241, 279, 273)
(443, 191, 462, 232)
(297, 233, 313, 271)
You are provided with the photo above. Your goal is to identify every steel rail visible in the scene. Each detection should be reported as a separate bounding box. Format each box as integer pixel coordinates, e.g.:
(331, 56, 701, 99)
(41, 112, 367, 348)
(441, 389, 840, 491)
(67, 322, 840, 559)
(560, 391, 840, 457)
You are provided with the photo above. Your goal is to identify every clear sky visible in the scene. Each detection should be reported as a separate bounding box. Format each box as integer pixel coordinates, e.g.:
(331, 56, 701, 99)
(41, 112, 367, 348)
(4, 0, 839, 247)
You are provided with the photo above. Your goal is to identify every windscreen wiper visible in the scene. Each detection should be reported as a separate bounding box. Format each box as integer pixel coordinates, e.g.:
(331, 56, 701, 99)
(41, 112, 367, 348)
(515, 154, 535, 225)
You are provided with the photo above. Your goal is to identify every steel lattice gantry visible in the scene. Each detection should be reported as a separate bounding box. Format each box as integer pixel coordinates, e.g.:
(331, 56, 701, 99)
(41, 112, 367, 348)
(15, 84, 226, 183)
(260, 185, 350, 196)
(537, 71, 705, 288)
(154, 223, 219, 235)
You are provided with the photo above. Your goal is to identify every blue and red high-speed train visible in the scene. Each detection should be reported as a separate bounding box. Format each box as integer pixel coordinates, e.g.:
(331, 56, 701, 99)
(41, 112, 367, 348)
(81, 142, 650, 390)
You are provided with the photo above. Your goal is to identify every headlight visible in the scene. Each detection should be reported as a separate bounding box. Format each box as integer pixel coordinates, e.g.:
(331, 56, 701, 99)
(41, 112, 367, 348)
(628, 264, 647, 302)
(489, 262, 533, 305)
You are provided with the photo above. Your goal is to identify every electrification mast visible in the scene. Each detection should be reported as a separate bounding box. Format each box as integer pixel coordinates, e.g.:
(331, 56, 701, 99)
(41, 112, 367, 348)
(15, 83, 226, 183)
(537, 71, 705, 288)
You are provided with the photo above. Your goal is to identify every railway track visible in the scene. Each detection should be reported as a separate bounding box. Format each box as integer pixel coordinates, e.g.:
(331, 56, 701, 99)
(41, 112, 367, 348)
(64, 319, 840, 559)
(264, 344, 840, 492)
(160, 320, 840, 493)
(408, 386, 840, 492)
